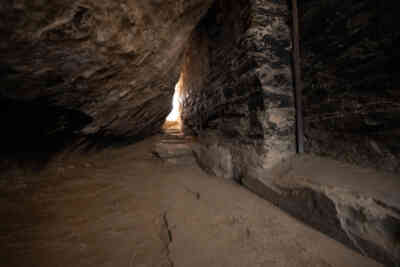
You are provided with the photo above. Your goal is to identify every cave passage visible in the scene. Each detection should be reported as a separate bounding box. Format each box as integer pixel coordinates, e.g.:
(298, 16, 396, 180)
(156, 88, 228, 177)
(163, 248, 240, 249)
(0, 0, 399, 266)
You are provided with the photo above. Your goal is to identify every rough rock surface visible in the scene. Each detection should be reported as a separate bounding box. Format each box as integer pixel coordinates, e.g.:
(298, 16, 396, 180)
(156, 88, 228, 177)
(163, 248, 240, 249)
(180, 0, 296, 180)
(242, 155, 400, 266)
(0, 0, 213, 146)
(300, 0, 400, 174)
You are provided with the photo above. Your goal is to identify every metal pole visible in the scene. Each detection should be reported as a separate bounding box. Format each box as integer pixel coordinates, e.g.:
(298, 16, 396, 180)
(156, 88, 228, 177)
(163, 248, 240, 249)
(291, 0, 305, 153)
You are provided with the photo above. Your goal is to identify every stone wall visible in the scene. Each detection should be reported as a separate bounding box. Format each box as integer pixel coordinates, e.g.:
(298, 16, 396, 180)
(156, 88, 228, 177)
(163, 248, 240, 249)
(300, 0, 400, 174)
(180, 0, 296, 180)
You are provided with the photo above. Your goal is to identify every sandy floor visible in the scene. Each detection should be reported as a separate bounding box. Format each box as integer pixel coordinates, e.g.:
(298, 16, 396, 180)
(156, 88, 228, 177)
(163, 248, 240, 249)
(0, 135, 382, 267)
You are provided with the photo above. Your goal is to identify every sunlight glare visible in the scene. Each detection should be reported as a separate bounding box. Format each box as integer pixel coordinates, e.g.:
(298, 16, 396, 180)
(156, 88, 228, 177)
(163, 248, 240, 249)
(166, 81, 182, 122)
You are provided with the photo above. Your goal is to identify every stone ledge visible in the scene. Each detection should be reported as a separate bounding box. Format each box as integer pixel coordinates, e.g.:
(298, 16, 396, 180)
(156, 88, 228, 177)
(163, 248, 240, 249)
(242, 155, 400, 266)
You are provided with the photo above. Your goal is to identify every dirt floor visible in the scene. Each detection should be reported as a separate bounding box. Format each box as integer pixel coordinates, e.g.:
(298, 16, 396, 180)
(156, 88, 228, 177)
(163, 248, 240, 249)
(0, 133, 382, 267)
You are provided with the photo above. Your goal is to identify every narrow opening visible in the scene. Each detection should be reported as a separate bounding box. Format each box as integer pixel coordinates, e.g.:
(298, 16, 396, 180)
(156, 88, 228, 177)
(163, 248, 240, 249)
(163, 75, 183, 131)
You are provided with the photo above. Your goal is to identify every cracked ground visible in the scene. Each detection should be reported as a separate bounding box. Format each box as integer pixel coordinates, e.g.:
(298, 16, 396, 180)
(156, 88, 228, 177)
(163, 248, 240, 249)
(0, 135, 382, 267)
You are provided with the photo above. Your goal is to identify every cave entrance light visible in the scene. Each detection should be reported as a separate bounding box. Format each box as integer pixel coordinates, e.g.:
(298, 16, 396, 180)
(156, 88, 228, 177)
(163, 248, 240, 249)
(164, 77, 183, 130)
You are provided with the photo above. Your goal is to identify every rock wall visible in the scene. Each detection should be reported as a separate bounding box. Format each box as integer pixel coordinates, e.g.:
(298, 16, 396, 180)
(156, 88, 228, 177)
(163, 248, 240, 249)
(0, 0, 213, 154)
(300, 0, 400, 174)
(180, 0, 296, 180)
(179, 1, 399, 265)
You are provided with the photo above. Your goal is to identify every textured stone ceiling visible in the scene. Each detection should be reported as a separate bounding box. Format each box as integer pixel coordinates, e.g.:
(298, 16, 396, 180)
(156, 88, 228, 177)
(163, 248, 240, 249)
(0, 0, 213, 139)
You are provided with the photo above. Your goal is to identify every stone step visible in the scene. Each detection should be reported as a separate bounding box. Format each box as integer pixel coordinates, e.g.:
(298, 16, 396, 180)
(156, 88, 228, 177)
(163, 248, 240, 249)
(161, 134, 185, 139)
(160, 135, 193, 141)
(160, 139, 189, 144)
(153, 132, 196, 165)
(153, 143, 192, 158)
(163, 129, 182, 134)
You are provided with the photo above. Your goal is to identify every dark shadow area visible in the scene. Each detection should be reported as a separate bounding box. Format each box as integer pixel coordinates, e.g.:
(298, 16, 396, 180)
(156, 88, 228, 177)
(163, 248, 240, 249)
(299, 0, 400, 173)
(0, 96, 164, 172)
(0, 96, 92, 172)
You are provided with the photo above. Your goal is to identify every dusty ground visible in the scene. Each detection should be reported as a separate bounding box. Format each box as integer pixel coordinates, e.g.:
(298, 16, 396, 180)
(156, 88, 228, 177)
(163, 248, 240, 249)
(0, 133, 382, 267)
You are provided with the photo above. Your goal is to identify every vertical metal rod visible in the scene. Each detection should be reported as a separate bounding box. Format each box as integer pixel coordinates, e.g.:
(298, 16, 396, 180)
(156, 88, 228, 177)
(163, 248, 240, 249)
(291, 0, 305, 153)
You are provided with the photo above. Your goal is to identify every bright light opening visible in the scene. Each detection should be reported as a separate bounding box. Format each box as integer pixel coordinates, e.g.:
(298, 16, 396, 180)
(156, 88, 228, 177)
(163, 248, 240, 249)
(166, 83, 181, 122)
(164, 77, 183, 130)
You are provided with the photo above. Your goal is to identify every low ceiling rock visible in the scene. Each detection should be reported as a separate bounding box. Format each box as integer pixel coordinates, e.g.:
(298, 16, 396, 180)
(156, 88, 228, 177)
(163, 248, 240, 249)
(0, 0, 213, 138)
